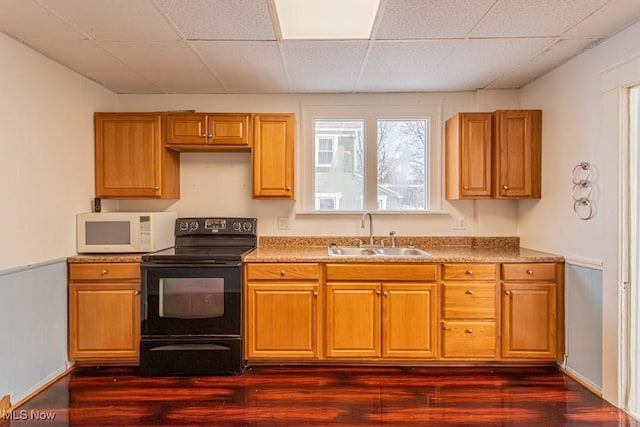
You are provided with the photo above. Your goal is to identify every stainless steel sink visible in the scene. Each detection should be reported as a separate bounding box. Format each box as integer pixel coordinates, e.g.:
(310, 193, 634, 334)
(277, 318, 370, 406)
(327, 246, 430, 257)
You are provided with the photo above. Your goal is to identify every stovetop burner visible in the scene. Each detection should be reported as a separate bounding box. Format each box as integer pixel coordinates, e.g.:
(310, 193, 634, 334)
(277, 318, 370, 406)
(142, 217, 257, 264)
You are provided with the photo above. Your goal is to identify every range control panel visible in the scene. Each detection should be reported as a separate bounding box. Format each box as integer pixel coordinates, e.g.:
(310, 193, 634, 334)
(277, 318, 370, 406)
(175, 217, 257, 236)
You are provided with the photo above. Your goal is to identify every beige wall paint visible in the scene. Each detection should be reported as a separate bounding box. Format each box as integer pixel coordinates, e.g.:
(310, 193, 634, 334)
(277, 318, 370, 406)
(117, 91, 521, 238)
(0, 33, 117, 271)
(518, 20, 640, 406)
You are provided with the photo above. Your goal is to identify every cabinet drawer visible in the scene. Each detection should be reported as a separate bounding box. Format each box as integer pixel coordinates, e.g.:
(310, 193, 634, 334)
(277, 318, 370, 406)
(442, 283, 496, 319)
(69, 263, 140, 281)
(502, 263, 556, 281)
(247, 263, 319, 280)
(441, 321, 496, 358)
(442, 264, 495, 281)
(326, 264, 436, 281)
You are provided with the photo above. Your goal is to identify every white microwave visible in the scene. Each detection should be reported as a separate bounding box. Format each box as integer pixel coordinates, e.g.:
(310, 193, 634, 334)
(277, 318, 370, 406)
(76, 212, 177, 253)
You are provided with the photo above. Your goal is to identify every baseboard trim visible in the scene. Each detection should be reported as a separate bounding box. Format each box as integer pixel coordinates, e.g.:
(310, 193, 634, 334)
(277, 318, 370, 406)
(560, 366, 602, 397)
(7, 365, 75, 412)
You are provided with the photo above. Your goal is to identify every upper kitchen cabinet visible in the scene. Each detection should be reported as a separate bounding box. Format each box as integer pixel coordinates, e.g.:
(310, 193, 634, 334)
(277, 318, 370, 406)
(165, 113, 252, 151)
(252, 114, 295, 199)
(493, 110, 542, 199)
(445, 113, 493, 200)
(445, 110, 541, 200)
(94, 113, 180, 199)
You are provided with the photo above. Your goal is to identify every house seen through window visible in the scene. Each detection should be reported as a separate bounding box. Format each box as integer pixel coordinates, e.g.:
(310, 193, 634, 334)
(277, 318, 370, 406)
(312, 117, 428, 211)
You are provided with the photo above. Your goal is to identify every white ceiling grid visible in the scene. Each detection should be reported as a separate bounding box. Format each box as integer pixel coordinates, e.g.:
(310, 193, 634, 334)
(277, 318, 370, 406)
(0, 0, 638, 94)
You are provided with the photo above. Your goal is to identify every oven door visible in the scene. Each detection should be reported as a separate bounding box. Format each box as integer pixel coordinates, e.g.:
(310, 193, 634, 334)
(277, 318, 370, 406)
(141, 263, 241, 337)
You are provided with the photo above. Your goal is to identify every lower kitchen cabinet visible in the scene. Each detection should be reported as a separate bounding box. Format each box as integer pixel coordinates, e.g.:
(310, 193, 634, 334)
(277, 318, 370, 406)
(501, 263, 559, 359)
(325, 264, 437, 359)
(68, 262, 140, 365)
(440, 263, 498, 359)
(245, 263, 321, 359)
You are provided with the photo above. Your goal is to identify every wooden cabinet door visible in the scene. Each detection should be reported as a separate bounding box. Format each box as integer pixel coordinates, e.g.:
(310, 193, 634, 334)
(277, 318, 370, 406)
(446, 113, 493, 199)
(382, 283, 437, 358)
(165, 113, 208, 145)
(501, 282, 556, 358)
(246, 283, 320, 359)
(493, 110, 542, 199)
(208, 114, 251, 146)
(94, 113, 180, 199)
(325, 283, 380, 358)
(68, 282, 140, 364)
(252, 114, 295, 199)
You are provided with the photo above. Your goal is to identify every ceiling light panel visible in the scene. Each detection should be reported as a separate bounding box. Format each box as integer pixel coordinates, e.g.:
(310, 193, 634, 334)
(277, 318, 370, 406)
(275, 0, 380, 39)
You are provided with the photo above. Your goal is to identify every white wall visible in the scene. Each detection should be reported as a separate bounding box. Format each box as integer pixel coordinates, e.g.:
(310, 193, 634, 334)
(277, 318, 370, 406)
(0, 32, 117, 271)
(0, 32, 116, 406)
(117, 91, 521, 238)
(518, 20, 640, 405)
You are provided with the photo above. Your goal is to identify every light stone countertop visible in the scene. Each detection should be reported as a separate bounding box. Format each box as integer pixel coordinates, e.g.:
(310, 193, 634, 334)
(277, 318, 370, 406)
(244, 236, 563, 264)
(67, 254, 142, 263)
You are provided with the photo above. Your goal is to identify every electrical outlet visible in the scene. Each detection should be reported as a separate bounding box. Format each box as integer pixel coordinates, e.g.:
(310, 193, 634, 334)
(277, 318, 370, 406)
(277, 216, 290, 230)
(453, 216, 466, 230)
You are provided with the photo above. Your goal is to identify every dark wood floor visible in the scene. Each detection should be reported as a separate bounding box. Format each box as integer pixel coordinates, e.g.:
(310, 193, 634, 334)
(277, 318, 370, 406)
(2, 365, 638, 426)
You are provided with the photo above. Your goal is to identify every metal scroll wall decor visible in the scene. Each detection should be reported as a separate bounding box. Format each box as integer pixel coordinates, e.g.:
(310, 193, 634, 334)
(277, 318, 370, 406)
(572, 162, 595, 220)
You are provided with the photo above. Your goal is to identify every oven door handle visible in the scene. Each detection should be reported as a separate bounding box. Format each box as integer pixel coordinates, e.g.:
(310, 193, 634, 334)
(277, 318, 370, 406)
(142, 262, 242, 268)
(149, 344, 231, 351)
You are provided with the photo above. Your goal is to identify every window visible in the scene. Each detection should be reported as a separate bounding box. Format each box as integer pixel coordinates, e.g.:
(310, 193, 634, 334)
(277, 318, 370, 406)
(301, 103, 441, 213)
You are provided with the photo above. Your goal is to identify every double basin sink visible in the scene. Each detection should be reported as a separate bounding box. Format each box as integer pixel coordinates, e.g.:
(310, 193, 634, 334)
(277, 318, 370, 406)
(327, 246, 431, 257)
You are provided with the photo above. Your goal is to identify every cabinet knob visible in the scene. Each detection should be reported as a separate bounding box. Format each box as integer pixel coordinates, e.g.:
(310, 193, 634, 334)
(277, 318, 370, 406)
(101, 269, 108, 275)
(466, 289, 473, 295)
(465, 329, 473, 334)
(463, 185, 469, 190)
(313, 291, 318, 297)
(466, 270, 473, 275)
(505, 290, 511, 295)
(383, 291, 389, 297)
(527, 269, 534, 275)
(201, 133, 207, 138)
(134, 290, 141, 296)
(503, 185, 509, 190)
(376, 290, 381, 296)
(286, 187, 291, 191)
(280, 270, 285, 276)
(154, 186, 160, 190)
(208, 134, 213, 138)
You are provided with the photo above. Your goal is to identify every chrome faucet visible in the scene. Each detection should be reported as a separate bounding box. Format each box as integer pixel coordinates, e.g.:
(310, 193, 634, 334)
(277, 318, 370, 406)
(389, 231, 396, 248)
(361, 212, 374, 246)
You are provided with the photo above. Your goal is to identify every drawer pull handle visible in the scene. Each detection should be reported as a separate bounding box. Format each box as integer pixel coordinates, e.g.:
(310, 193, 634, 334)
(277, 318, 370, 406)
(465, 329, 473, 334)
(526, 269, 534, 275)
(280, 270, 285, 276)
(466, 290, 473, 295)
(101, 269, 108, 275)
(466, 270, 473, 275)
(505, 290, 511, 295)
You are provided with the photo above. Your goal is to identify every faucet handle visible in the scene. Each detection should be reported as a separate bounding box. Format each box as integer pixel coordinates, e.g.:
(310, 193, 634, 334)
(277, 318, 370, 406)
(356, 239, 363, 247)
(380, 239, 387, 248)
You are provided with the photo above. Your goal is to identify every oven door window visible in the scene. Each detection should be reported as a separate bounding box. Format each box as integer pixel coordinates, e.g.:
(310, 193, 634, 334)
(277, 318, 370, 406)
(159, 278, 224, 319)
(142, 266, 241, 336)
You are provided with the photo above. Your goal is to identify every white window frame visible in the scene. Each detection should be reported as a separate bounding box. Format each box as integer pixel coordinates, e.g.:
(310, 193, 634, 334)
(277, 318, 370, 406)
(315, 192, 342, 210)
(300, 102, 442, 213)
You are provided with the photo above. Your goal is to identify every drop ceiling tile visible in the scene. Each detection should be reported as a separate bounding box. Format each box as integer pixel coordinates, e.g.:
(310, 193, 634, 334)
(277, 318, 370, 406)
(282, 41, 368, 92)
(39, 0, 180, 41)
(487, 38, 598, 88)
(155, 0, 276, 40)
(192, 41, 290, 93)
(564, 0, 640, 37)
(437, 38, 554, 90)
(357, 40, 459, 91)
(0, 0, 85, 41)
(25, 39, 160, 93)
(102, 41, 226, 93)
(375, 0, 495, 39)
(471, 0, 610, 37)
